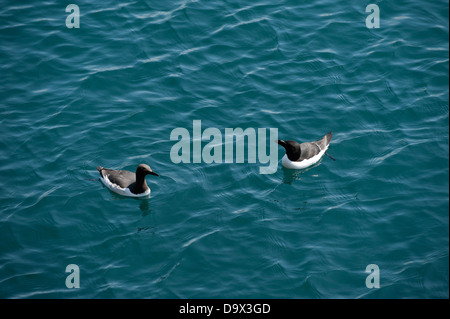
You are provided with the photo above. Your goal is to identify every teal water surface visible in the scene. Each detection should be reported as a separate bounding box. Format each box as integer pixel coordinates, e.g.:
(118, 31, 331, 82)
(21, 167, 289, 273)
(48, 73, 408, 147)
(0, 0, 448, 298)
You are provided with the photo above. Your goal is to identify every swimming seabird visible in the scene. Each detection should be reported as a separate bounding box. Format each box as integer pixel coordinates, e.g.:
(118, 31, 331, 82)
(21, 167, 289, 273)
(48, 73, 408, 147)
(97, 164, 159, 197)
(277, 132, 333, 169)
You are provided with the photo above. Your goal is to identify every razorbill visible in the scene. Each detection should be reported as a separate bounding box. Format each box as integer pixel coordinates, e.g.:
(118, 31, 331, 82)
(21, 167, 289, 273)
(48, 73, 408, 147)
(277, 132, 333, 169)
(97, 164, 159, 197)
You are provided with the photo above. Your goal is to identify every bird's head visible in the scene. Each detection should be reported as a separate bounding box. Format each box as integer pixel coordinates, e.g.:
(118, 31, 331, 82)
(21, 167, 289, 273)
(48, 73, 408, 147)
(277, 140, 301, 161)
(137, 164, 159, 177)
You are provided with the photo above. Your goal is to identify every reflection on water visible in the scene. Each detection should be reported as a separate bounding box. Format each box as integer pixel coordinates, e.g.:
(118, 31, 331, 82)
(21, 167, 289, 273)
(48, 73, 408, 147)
(139, 198, 152, 214)
(281, 159, 324, 184)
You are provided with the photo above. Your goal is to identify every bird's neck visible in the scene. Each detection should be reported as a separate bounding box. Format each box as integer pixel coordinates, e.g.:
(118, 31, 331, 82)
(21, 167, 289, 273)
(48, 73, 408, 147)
(287, 147, 301, 161)
(131, 174, 148, 194)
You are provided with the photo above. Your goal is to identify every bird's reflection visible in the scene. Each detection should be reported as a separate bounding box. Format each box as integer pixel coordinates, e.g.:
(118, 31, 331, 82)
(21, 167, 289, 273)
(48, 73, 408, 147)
(104, 185, 153, 215)
(281, 167, 302, 184)
(139, 198, 152, 215)
(281, 159, 323, 184)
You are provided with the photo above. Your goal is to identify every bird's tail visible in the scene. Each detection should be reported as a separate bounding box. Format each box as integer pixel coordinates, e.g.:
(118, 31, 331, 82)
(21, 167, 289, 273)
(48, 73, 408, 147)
(324, 132, 335, 161)
(316, 131, 333, 150)
(325, 131, 333, 145)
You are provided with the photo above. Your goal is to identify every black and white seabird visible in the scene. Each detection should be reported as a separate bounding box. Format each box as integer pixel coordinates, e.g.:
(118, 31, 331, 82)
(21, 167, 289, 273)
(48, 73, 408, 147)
(97, 164, 159, 197)
(277, 132, 333, 169)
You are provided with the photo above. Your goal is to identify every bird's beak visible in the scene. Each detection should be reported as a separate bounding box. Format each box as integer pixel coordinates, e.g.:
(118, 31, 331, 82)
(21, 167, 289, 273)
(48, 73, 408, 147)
(277, 140, 287, 147)
(149, 171, 159, 177)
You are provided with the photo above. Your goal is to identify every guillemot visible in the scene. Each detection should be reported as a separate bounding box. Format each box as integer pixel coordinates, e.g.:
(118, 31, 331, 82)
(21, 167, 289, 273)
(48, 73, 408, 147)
(97, 164, 159, 197)
(277, 132, 333, 169)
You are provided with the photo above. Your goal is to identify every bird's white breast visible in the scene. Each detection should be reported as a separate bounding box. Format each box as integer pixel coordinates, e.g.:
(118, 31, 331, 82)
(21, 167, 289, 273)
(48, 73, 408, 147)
(281, 146, 328, 169)
(100, 175, 150, 198)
